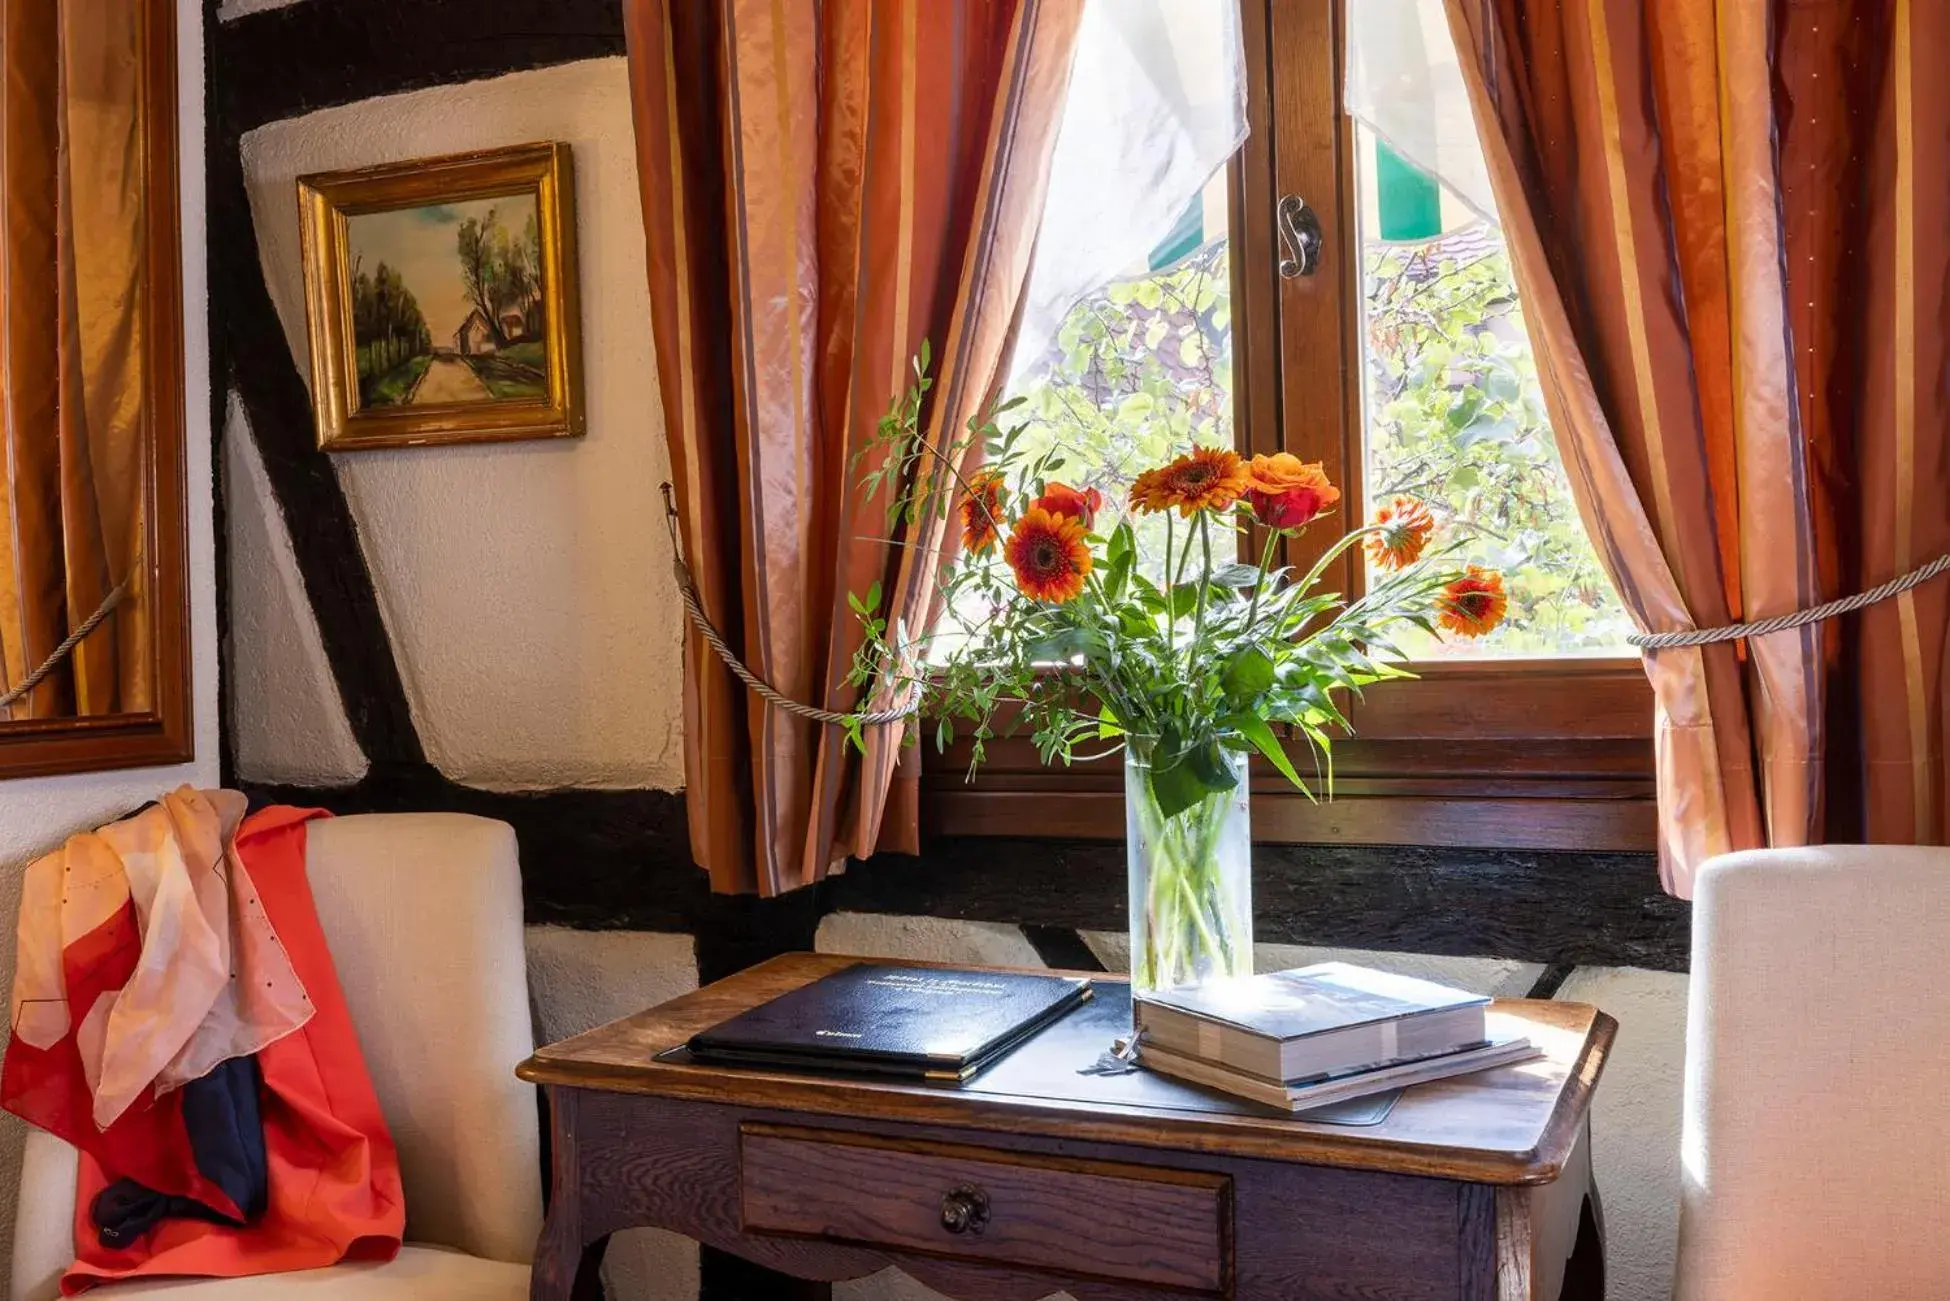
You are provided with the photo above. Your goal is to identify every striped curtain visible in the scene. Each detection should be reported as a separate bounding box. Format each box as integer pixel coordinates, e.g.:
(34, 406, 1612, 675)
(624, 0, 1085, 895)
(1445, 0, 1950, 895)
(0, 0, 148, 721)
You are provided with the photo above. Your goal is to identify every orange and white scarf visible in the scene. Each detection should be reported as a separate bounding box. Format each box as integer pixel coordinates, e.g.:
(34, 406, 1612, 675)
(9, 786, 313, 1129)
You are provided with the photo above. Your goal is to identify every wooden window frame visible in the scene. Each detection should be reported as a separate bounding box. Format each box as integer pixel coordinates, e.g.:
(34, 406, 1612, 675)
(920, 0, 1654, 851)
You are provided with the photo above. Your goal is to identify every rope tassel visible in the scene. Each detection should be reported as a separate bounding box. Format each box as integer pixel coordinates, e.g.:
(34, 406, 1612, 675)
(0, 563, 138, 713)
(659, 484, 917, 727)
(1627, 552, 1950, 650)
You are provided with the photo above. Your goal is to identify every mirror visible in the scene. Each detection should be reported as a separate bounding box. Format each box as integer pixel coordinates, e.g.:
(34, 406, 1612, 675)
(0, 0, 189, 778)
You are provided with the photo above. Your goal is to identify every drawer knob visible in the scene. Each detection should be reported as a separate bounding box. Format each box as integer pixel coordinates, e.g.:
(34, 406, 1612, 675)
(939, 1183, 990, 1236)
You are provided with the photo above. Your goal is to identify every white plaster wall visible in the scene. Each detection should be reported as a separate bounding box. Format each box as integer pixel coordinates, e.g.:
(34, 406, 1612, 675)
(235, 59, 684, 792)
(0, 0, 218, 1278)
(223, 394, 368, 785)
(1559, 966, 1689, 1301)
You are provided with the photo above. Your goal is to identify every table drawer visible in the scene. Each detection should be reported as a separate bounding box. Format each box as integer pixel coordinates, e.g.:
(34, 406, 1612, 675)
(739, 1123, 1231, 1293)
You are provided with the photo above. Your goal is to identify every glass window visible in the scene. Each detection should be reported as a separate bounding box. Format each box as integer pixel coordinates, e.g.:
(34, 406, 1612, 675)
(1005, 169, 1234, 571)
(1354, 125, 1633, 657)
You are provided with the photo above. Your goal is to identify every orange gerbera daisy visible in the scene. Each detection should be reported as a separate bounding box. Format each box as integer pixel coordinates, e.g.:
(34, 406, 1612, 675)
(1005, 506, 1093, 603)
(1034, 481, 1103, 531)
(1366, 496, 1436, 570)
(1128, 447, 1250, 517)
(1244, 453, 1340, 531)
(959, 471, 1006, 553)
(1438, 565, 1509, 638)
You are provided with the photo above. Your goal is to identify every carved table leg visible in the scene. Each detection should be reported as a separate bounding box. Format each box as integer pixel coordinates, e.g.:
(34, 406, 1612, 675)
(533, 1086, 611, 1301)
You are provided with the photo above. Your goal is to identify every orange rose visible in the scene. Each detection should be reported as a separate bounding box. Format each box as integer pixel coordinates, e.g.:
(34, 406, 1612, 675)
(1034, 481, 1103, 531)
(1244, 454, 1340, 531)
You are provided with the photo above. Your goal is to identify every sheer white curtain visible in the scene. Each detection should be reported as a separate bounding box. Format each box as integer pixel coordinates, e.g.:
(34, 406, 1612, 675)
(1343, 0, 1496, 221)
(1011, 0, 1247, 379)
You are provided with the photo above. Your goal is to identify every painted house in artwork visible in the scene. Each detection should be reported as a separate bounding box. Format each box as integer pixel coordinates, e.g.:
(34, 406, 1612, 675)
(497, 308, 528, 342)
(454, 308, 498, 356)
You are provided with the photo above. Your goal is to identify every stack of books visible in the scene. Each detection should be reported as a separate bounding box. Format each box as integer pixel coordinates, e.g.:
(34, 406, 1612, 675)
(1133, 962, 1538, 1112)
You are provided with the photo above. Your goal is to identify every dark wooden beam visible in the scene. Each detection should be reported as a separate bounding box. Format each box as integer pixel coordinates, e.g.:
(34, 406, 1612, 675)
(242, 774, 701, 930)
(242, 779, 1686, 971)
(831, 838, 1688, 973)
(213, 0, 627, 136)
(206, 140, 428, 770)
(1526, 962, 1578, 1000)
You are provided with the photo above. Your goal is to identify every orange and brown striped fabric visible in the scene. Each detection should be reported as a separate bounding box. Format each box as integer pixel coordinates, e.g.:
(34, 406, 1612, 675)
(0, 0, 149, 721)
(1446, 0, 1949, 894)
(624, 0, 1084, 895)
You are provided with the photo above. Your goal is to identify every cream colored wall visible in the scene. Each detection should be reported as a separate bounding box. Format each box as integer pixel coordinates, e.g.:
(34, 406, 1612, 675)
(0, 0, 219, 1274)
(224, 393, 368, 785)
(231, 58, 684, 791)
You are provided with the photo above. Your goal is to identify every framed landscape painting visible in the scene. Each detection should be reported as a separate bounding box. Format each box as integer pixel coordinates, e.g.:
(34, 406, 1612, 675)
(297, 142, 582, 450)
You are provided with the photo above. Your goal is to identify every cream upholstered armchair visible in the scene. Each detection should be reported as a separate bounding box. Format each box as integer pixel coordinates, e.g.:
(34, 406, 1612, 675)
(11, 813, 542, 1300)
(1676, 844, 1950, 1301)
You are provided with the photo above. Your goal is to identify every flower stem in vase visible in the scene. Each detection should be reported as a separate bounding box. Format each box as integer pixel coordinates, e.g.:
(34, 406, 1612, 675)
(1125, 742, 1253, 995)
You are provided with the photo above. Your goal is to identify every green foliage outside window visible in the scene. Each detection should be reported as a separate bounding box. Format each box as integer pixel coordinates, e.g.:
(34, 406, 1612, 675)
(1002, 241, 1234, 588)
(1361, 229, 1632, 656)
(992, 223, 1631, 659)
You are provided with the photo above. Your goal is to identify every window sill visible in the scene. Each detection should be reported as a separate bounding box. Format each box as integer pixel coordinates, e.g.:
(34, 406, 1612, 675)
(917, 659, 1656, 852)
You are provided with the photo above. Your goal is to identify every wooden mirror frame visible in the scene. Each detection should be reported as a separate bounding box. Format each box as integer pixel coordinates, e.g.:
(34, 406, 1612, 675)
(0, 0, 190, 780)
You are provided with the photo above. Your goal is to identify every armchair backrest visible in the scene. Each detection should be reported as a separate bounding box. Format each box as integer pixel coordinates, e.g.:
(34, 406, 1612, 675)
(302, 813, 540, 1264)
(1676, 844, 1950, 1301)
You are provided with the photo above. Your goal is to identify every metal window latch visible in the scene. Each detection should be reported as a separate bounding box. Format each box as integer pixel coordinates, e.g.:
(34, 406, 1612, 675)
(1277, 194, 1323, 278)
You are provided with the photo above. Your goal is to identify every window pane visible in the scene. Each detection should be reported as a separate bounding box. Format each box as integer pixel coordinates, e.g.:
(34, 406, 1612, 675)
(926, 169, 1234, 664)
(1006, 165, 1234, 571)
(1355, 127, 1634, 658)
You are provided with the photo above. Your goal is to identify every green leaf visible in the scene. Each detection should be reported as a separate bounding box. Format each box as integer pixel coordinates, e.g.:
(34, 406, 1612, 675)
(1107, 520, 1135, 566)
(1222, 648, 1276, 698)
(1187, 737, 1238, 791)
(1232, 713, 1307, 794)
(1147, 757, 1205, 820)
(1147, 736, 1236, 819)
(1208, 562, 1262, 588)
(1105, 546, 1134, 603)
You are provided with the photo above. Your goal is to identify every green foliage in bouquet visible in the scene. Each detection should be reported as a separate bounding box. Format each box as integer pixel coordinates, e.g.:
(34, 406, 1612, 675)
(845, 350, 1511, 819)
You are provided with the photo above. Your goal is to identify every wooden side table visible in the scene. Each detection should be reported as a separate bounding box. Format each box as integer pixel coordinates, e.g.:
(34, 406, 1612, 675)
(518, 953, 1614, 1301)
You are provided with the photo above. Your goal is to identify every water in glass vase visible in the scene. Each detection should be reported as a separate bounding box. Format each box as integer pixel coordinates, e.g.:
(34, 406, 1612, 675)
(1124, 740, 1253, 995)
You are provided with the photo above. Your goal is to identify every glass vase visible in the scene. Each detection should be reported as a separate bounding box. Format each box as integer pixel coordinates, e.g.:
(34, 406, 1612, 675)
(1124, 739, 1253, 996)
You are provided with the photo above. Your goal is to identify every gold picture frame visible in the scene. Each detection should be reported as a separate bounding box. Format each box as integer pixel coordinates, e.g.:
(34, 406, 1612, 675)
(297, 141, 583, 451)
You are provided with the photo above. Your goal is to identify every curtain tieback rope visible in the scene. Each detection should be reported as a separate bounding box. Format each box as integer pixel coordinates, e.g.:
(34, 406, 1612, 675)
(1627, 552, 1950, 650)
(0, 561, 139, 711)
(660, 484, 918, 727)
